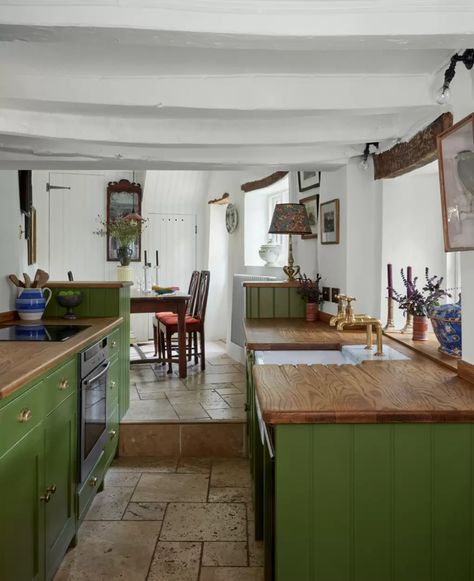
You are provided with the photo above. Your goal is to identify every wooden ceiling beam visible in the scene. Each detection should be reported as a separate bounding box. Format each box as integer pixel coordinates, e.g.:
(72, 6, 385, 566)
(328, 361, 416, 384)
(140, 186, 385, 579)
(241, 171, 288, 192)
(373, 112, 453, 180)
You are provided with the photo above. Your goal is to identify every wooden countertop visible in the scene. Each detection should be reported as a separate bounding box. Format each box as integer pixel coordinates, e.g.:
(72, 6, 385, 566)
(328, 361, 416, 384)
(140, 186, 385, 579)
(48, 281, 133, 288)
(246, 319, 474, 425)
(0, 317, 123, 400)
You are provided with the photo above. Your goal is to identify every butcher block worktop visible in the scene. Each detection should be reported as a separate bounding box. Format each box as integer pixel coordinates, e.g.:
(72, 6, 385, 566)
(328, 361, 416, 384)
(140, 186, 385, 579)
(0, 317, 123, 400)
(246, 319, 474, 424)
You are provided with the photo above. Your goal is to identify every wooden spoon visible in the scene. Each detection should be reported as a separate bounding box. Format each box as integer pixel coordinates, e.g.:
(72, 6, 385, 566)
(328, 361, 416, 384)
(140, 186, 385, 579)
(36, 269, 50, 288)
(23, 273, 32, 288)
(8, 274, 25, 288)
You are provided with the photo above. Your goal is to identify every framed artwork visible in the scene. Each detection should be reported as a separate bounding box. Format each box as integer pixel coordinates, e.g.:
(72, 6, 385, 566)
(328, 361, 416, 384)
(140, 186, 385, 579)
(106, 179, 142, 261)
(320, 198, 340, 244)
(437, 113, 474, 252)
(298, 171, 321, 192)
(27, 207, 37, 265)
(300, 194, 319, 239)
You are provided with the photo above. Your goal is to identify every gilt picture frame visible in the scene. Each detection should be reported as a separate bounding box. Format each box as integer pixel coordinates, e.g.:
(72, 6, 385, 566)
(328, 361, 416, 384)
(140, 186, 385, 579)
(106, 179, 143, 262)
(320, 198, 340, 245)
(437, 112, 474, 252)
(298, 171, 321, 192)
(300, 194, 319, 239)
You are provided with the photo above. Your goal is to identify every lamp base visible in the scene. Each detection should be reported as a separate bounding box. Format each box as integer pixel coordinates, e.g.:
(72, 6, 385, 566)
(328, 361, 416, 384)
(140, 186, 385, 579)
(283, 234, 300, 282)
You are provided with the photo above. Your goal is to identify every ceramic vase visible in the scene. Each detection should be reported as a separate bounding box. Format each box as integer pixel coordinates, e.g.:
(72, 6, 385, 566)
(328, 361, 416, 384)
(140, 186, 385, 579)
(429, 301, 462, 358)
(306, 302, 317, 322)
(16, 287, 52, 321)
(258, 242, 281, 267)
(117, 245, 133, 266)
(412, 315, 429, 341)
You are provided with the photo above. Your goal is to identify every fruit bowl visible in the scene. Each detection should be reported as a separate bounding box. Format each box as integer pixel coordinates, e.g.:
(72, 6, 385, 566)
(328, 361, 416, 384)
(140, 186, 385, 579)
(56, 291, 82, 319)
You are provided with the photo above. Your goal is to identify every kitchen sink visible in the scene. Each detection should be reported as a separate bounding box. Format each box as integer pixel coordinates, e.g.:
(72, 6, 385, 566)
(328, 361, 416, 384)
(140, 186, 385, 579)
(254, 345, 409, 365)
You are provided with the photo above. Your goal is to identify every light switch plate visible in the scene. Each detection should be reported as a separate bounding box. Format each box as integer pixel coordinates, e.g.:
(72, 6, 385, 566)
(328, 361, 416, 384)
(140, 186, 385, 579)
(331, 288, 340, 303)
(322, 286, 330, 302)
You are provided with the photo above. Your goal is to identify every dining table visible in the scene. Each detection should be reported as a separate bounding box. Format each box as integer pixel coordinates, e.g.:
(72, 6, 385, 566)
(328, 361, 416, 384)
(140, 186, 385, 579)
(130, 290, 191, 379)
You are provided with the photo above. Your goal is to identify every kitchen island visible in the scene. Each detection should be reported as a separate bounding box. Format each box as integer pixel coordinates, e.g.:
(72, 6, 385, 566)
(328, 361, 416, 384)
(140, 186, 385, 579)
(245, 317, 474, 581)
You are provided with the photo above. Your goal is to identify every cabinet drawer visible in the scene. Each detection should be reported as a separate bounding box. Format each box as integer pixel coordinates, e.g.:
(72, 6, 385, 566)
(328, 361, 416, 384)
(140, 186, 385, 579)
(77, 450, 107, 521)
(0, 380, 45, 457)
(105, 404, 119, 465)
(108, 356, 120, 410)
(45, 358, 77, 414)
(108, 328, 120, 358)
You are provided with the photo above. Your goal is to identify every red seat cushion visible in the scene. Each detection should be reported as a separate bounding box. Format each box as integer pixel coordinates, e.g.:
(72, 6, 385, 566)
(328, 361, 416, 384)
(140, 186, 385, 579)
(161, 315, 199, 325)
(155, 311, 173, 321)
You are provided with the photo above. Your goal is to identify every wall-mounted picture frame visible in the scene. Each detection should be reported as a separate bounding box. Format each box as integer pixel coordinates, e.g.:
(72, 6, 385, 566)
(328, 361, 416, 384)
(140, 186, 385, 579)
(300, 194, 319, 239)
(298, 171, 321, 193)
(320, 198, 340, 245)
(437, 112, 474, 252)
(106, 179, 143, 262)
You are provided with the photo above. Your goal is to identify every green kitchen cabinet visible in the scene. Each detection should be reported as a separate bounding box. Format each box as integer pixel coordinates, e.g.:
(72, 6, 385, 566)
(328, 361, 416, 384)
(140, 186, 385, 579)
(43, 394, 77, 581)
(0, 424, 45, 581)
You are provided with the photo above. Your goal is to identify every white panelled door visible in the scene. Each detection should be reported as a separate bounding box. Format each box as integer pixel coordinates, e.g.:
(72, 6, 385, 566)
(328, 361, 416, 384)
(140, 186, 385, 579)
(147, 213, 197, 291)
(48, 172, 106, 281)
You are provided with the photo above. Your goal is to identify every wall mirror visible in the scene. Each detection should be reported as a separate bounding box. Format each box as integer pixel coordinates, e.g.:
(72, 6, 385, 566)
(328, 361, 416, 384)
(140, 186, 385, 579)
(106, 179, 143, 261)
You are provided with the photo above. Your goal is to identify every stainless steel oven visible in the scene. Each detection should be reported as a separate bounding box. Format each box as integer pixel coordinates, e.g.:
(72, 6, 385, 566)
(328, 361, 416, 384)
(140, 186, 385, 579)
(79, 337, 109, 484)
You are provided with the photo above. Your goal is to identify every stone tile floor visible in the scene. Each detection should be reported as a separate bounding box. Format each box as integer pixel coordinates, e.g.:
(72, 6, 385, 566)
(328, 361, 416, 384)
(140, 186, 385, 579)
(54, 457, 263, 581)
(125, 341, 247, 423)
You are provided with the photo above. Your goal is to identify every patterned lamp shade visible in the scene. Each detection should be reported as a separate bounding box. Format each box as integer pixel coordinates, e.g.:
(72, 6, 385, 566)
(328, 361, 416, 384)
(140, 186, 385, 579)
(269, 203, 312, 235)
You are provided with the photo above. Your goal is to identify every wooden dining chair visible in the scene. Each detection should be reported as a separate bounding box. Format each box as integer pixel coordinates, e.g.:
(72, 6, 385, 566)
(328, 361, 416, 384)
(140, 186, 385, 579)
(158, 270, 210, 374)
(153, 270, 200, 357)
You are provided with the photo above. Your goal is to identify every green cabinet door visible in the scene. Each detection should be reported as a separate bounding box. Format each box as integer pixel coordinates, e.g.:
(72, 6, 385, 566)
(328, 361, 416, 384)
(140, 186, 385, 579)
(0, 424, 45, 581)
(44, 395, 77, 581)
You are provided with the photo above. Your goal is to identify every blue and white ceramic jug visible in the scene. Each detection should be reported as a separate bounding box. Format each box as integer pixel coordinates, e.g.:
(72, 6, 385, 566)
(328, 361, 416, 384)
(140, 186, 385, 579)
(429, 296, 462, 359)
(16, 287, 52, 321)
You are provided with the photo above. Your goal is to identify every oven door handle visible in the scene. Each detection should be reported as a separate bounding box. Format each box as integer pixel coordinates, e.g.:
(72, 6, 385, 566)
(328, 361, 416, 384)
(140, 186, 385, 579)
(84, 361, 110, 385)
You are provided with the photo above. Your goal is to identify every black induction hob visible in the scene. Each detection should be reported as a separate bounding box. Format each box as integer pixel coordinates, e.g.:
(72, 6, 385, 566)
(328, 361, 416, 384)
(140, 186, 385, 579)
(0, 324, 90, 342)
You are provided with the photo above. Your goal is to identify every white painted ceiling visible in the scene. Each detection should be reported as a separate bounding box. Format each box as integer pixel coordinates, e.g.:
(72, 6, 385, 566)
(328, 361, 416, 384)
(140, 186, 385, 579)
(0, 0, 473, 170)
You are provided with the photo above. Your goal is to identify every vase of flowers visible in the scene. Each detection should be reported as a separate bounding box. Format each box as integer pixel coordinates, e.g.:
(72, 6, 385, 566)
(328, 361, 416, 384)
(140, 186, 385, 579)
(95, 213, 147, 266)
(392, 268, 451, 341)
(297, 274, 323, 322)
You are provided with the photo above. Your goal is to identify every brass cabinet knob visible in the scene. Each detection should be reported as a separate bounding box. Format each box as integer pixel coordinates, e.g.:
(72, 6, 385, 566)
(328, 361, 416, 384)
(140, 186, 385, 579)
(89, 476, 98, 487)
(111, 341, 118, 348)
(110, 381, 117, 389)
(47, 484, 57, 495)
(109, 429, 117, 440)
(40, 492, 52, 503)
(58, 378, 69, 390)
(18, 409, 32, 423)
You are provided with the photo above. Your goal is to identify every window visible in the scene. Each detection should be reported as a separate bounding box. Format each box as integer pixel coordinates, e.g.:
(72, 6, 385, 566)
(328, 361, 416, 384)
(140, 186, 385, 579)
(244, 175, 289, 267)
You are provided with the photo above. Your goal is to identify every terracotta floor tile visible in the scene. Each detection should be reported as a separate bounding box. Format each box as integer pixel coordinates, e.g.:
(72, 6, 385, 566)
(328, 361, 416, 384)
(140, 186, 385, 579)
(122, 501, 166, 521)
(132, 473, 209, 502)
(54, 521, 161, 581)
(85, 486, 134, 521)
(199, 567, 264, 581)
(160, 503, 246, 541)
(148, 541, 202, 581)
(202, 541, 248, 567)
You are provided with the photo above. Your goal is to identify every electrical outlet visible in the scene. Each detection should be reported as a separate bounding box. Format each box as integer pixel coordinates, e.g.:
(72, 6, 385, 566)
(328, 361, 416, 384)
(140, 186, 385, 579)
(331, 288, 340, 303)
(322, 286, 330, 302)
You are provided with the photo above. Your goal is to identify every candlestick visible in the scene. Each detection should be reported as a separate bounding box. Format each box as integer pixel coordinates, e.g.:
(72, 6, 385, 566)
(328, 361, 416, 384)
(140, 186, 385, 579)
(156, 250, 159, 267)
(143, 263, 151, 293)
(406, 265, 413, 296)
(383, 297, 396, 331)
(144, 250, 148, 265)
(387, 263, 393, 299)
(401, 266, 413, 334)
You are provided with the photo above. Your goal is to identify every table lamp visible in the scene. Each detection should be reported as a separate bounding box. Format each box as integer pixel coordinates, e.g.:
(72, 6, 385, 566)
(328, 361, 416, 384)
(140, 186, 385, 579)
(268, 203, 312, 281)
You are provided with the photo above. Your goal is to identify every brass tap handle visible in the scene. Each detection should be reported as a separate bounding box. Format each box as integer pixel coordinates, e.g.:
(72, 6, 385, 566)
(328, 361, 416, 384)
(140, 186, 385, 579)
(345, 296, 356, 304)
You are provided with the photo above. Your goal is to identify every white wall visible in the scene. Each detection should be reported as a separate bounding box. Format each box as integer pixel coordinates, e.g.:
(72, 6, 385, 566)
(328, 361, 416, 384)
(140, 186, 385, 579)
(380, 169, 447, 328)
(0, 171, 35, 312)
(317, 166, 348, 315)
(292, 171, 319, 279)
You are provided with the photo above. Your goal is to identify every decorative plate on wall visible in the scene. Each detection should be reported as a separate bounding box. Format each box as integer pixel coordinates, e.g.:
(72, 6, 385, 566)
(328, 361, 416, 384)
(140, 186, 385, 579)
(226, 203, 239, 233)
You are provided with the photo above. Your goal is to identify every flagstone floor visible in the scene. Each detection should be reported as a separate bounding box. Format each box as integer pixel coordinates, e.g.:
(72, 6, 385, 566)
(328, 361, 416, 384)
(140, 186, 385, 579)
(54, 457, 263, 581)
(125, 341, 247, 423)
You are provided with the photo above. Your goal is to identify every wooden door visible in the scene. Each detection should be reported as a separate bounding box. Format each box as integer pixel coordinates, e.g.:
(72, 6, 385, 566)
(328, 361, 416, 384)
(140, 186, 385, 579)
(48, 172, 106, 281)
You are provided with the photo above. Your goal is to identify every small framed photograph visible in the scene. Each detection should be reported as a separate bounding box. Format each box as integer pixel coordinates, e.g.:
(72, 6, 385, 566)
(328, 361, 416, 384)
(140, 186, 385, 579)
(437, 113, 474, 252)
(300, 194, 319, 239)
(320, 198, 340, 245)
(298, 171, 321, 192)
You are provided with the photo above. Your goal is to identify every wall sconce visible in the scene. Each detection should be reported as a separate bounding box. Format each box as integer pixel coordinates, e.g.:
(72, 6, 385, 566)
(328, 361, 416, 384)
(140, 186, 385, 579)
(436, 49, 474, 105)
(359, 142, 379, 170)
